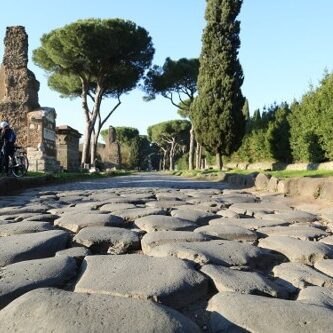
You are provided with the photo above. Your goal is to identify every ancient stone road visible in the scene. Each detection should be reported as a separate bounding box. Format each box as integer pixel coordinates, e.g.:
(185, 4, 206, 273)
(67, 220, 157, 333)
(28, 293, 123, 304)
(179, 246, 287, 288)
(0, 172, 333, 332)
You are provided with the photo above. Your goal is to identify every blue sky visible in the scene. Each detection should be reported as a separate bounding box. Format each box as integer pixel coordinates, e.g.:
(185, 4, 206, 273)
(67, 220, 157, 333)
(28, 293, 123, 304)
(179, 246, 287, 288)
(0, 0, 332, 137)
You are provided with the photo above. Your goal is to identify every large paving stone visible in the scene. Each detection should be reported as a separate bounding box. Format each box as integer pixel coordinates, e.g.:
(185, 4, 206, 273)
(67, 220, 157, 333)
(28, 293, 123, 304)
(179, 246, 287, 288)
(74, 254, 208, 309)
(314, 259, 333, 277)
(56, 247, 91, 259)
(228, 202, 292, 216)
(0, 256, 77, 308)
(273, 262, 333, 289)
(297, 286, 333, 309)
(209, 217, 290, 229)
(135, 215, 197, 232)
(146, 200, 189, 209)
(0, 221, 53, 236)
(0, 230, 69, 267)
(73, 227, 140, 254)
(148, 240, 275, 268)
(201, 265, 289, 298)
(171, 209, 219, 225)
(257, 226, 327, 240)
(208, 291, 333, 333)
(260, 211, 318, 223)
(0, 288, 200, 333)
(194, 224, 257, 242)
(111, 208, 166, 221)
(24, 214, 59, 222)
(0, 204, 51, 216)
(54, 213, 124, 233)
(212, 194, 258, 205)
(141, 231, 211, 254)
(216, 209, 241, 218)
(258, 236, 333, 265)
(99, 203, 137, 212)
(156, 192, 189, 201)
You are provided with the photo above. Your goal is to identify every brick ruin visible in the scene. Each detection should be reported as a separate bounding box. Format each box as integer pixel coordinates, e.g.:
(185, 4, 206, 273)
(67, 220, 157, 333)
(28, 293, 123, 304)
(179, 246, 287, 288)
(98, 126, 122, 168)
(0, 26, 40, 147)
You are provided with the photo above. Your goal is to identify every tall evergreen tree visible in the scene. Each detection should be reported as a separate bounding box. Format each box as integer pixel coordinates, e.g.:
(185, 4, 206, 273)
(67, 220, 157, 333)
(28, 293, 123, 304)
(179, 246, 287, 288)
(192, 0, 245, 169)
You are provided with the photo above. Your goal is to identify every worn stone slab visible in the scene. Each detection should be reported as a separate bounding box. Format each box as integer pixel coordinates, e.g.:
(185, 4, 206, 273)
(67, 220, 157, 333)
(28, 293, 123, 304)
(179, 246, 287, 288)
(146, 200, 188, 209)
(156, 192, 189, 201)
(111, 208, 166, 222)
(212, 194, 257, 205)
(208, 291, 333, 333)
(55, 247, 91, 259)
(0, 288, 200, 333)
(216, 209, 241, 218)
(297, 286, 333, 309)
(0, 230, 69, 267)
(258, 236, 333, 265)
(141, 231, 211, 254)
(0, 221, 53, 236)
(0, 204, 51, 216)
(194, 224, 257, 242)
(261, 211, 318, 223)
(54, 213, 124, 233)
(209, 217, 290, 229)
(273, 262, 333, 289)
(99, 203, 137, 212)
(171, 209, 219, 225)
(73, 227, 140, 254)
(0, 256, 77, 308)
(201, 265, 289, 298)
(148, 240, 275, 268)
(75, 254, 208, 309)
(24, 214, 59, 222)
(135, 215, 197, 232)
(229, 202, 292, 216)
(257, 226, 327, 240)
(314, 259, 333, 278)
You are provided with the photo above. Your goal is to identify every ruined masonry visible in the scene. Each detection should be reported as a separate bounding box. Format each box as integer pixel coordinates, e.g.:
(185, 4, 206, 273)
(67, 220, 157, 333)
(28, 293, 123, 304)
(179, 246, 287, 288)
(98, 126, 121, 168)
(0, 26, 81, 172)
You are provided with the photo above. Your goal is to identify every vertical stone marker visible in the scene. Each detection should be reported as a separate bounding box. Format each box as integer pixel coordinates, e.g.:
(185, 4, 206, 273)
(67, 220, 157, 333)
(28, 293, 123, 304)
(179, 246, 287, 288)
(0, 26, 40, 147)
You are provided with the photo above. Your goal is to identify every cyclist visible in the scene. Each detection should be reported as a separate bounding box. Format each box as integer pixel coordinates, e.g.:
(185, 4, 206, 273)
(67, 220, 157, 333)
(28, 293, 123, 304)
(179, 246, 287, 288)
(0, 121, 16, 175)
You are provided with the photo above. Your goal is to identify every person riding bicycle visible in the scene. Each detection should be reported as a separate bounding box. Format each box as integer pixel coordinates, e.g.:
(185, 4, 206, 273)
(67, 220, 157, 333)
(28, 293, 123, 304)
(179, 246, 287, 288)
(0, 121, 16, 175)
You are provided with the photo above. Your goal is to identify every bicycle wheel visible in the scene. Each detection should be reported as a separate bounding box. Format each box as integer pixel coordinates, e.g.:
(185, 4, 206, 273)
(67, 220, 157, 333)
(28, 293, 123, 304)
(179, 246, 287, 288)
(11, 155, 28, 177)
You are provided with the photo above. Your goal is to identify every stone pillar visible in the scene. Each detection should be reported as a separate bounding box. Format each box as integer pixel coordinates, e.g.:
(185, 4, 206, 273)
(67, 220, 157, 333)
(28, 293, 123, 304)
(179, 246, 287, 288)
(0, 26, 40, 147)
(56, 125, 82, 172)
(27, 108, 60, 172)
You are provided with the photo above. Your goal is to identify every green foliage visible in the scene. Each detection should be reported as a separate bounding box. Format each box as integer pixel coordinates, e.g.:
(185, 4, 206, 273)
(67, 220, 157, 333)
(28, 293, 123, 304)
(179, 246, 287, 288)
(231, 102, 292, 163)
(289, 73, 333, 162)
(147, 120, 191, 148)
(192, 0, 245, 157)
(143, 57, 199, 110)
(175, 153, 189, 170)
(33, 18, 154, 99)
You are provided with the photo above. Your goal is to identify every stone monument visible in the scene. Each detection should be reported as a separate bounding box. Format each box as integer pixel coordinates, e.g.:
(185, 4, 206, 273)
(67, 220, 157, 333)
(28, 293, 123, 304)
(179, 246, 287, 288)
(0, 26, 40, 147)
(98, 126, 121, 168)
(56, 125, 82, 171)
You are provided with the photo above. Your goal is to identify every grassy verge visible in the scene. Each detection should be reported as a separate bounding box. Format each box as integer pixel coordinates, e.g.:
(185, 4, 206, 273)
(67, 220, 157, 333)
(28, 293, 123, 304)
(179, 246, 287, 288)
(171, 168, 333, 180)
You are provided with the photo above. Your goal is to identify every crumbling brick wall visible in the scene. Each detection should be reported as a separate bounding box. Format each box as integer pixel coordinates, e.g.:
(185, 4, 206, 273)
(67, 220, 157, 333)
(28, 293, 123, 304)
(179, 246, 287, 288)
(0, 26, 40, 147)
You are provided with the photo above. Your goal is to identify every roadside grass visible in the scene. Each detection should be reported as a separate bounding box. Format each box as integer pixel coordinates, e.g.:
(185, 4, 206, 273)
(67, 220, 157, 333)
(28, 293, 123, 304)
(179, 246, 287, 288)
(26, 169, 133, 182)
(171, 168, 333, 179)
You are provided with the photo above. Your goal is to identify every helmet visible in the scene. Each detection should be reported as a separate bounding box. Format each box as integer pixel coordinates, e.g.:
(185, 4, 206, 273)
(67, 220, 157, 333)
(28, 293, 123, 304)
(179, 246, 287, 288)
(0, 121, 8, 128)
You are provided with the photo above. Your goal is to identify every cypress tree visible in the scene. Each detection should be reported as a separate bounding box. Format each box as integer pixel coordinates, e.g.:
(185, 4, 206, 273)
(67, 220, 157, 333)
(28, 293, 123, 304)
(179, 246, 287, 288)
(192, 0, 245, 169)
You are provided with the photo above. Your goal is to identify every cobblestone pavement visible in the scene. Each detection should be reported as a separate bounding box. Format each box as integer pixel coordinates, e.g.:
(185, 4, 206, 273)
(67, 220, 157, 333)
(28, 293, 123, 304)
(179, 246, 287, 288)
(0, 172, 333, 332)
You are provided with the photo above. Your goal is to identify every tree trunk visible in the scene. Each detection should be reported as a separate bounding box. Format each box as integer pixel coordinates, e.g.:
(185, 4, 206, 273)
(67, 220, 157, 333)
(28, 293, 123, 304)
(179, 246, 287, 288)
(216, 152, 223, 170)
(195, 143, 202, 169)
(188, 126, 195, 170)
(169, 138, 176, 171)
(81, 122, 92, 165)
(90, 130, 96, 166)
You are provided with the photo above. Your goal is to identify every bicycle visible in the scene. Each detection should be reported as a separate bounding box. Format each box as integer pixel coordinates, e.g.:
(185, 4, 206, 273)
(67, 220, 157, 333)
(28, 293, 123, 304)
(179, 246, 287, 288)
(0, 146, 29, 178)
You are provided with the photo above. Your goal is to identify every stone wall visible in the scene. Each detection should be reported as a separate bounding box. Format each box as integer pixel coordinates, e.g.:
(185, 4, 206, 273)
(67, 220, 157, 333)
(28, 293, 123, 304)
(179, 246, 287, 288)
(56, 125, 82, 171)
(0, 26, 40, 147)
